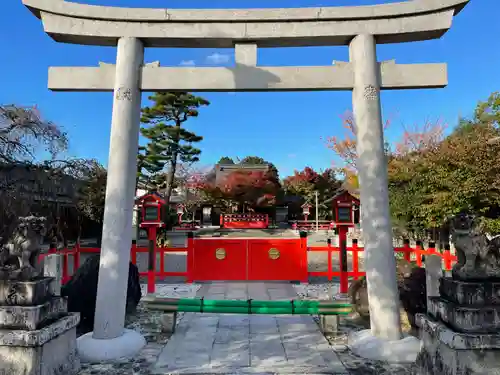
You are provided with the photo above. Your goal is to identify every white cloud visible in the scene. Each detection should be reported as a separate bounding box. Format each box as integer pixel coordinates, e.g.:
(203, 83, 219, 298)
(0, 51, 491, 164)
(179, 60, 195, 66)
(205, 52, 231, 65)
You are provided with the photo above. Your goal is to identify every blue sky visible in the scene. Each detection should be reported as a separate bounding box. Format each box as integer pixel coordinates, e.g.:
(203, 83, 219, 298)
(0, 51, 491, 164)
(1, 0, 498, 177)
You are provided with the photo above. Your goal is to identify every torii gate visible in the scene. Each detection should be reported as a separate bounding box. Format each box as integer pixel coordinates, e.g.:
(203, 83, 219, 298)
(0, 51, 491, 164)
(23, 0, 469, 362)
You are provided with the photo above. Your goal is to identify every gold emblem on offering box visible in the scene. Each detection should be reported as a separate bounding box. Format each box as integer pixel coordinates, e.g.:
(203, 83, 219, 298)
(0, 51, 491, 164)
(215, 248, 226, 260)
(268, 248, 280, 260)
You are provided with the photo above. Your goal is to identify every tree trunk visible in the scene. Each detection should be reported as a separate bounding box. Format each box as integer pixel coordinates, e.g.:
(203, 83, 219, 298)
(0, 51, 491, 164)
(163, 123, 182, 205)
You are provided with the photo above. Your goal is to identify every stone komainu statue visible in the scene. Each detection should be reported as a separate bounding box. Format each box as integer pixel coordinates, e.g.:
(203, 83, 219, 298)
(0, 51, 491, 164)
(0, 216, 46, 280)
(450, 212, 500, 280)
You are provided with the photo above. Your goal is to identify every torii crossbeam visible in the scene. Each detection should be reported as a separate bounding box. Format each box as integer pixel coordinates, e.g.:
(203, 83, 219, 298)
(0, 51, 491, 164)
(49, 59, 447, 92)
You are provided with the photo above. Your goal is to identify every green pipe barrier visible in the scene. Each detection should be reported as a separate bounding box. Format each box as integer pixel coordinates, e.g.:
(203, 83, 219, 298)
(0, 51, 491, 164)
(144, 297, 351, 310)
(147, 304, 352, 315)
(145, 303, 352, 315)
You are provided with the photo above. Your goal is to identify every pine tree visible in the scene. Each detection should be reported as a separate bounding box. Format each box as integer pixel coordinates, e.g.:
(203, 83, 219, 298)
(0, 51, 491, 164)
(138, 92, 209, 203)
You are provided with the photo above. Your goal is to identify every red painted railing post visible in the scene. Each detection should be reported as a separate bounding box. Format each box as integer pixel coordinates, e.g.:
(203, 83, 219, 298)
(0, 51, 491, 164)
(159, 242, 165, 278)
(131, 241, 137, 266)
(147, 227, 157, 294)
(428, 242, 436, 255)
(402, 239, 411, 262)
(327, 238, 333, 281)
(62, 249, 69, 285)
(74, 242, 80, 272)
(443, 243, 453, 271)
(415, 240, 423, 267)
(339, 226, 349, 294)
(186, 232, 194, 283)
(299, 231, 308, 282)
(352, 239, 360, 280)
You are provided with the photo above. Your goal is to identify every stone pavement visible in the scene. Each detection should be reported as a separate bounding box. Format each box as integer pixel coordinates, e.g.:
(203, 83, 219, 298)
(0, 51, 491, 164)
(153, 282, 348, 374)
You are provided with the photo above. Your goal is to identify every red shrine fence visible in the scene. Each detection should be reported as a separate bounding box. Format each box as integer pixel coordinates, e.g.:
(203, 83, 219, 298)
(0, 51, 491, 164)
(220, 214, 269, 229)
(39, 236, 458, 294)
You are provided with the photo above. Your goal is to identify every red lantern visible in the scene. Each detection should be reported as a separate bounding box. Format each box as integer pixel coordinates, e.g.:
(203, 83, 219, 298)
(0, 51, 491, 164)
(137, 193, 166, 226)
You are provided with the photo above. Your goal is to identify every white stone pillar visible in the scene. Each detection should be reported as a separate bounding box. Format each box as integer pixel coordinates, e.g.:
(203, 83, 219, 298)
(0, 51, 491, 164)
(425, 254, 443, 313)
(43, 254, 62, 296)
(349, 34, 402, 340)
(77, 37, 146, 362)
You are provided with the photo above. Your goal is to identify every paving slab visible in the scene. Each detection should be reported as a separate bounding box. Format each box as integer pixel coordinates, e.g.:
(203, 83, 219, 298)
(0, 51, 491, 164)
(153, 282, 347, 374)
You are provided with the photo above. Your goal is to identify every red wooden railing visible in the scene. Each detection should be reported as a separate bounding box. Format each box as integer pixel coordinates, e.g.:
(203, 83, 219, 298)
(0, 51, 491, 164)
(38, 238, 193, 287)
(39, 238, 457, 294)
(307, 239, 457, 293)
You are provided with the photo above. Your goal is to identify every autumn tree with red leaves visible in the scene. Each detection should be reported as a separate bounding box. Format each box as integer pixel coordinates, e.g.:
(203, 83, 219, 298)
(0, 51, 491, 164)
(326, 108, 449, 237)
(325, 110, 391, 192)
(221, 170, 280, 210)
(186, 167, 281, 212)
(325, 110, 391, 171)
(283, 167, 340, 219)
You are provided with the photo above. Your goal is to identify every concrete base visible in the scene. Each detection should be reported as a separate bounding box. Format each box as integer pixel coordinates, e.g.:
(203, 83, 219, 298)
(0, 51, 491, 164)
(159, 312, 177, 333)
(0, 296, 67, 330)
(0, 277, 54, 306)
(428, 296, 500, 333)
(416, 314, 500, 375)
(348, 329, 421, 363)
(0, 313, 80, 375)
(77, 328, 146, 363)
(319, 315, 339, 335)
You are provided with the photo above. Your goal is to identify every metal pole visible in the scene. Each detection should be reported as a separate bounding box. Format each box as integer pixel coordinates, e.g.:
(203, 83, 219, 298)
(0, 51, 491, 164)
(315, 191, 319, 231)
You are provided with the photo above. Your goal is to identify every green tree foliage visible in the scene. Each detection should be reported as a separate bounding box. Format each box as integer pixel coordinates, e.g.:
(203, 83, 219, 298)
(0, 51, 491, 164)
(239, 156, 267, 165)
(388, 92, 500, 236)
(474, 91, 500, 127)
(138, 92, 209, 201)
(217, 156, 235, 164)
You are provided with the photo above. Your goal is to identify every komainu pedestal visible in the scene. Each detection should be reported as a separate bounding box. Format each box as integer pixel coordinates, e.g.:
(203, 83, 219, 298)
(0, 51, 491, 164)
(0, 216, 80, 375)
(416, 314, 500, 375)
(416, 213, 500, 375)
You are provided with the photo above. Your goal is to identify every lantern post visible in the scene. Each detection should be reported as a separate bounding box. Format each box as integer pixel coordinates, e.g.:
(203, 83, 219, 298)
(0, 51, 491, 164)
(301, 203, 311, 223)
(139, 194, 166, 295)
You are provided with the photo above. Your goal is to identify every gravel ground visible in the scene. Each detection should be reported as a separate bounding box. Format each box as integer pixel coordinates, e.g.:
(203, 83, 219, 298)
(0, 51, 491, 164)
(294, 283, 416, 375)
(78, 282, 416, 375)
(78, 284, 201, 375)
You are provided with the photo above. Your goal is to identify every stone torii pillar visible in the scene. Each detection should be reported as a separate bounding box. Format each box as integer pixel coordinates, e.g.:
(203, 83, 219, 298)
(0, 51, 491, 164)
(77, 37, 147, 361)
(350, 34, 401, 340)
